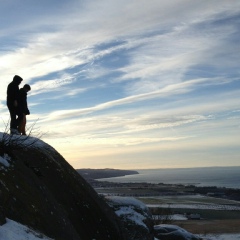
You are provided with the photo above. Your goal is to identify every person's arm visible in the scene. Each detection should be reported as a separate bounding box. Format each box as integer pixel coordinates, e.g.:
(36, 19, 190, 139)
(7, 83, 19, 106)
(13, 85, 19, 107)
(24, 93, 30, 115)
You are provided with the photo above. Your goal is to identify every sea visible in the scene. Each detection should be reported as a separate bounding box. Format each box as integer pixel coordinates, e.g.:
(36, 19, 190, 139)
(99, 166, 240, 189)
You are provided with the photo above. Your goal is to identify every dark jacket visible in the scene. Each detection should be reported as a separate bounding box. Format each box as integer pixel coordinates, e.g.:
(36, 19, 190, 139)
(7, 79, 21, 107)
(17, 88, 30, 115)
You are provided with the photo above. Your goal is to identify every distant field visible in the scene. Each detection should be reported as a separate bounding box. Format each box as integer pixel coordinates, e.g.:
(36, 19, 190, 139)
(96, 185, 240, 234)
(137, 195, 240, 205)
(138, 195, 240, 234)
(176, 220, 240, 234)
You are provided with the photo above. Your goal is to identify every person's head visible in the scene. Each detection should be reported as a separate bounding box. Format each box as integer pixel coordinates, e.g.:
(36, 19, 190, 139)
(23, 84, 31, 92)
(13, 75, 23, 85)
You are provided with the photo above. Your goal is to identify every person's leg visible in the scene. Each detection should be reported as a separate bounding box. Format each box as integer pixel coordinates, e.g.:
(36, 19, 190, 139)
(18, 119, 23, 134)
(7, 105, 18, 132)
(17, 113, 24, 135)
(19, 114, 26, 135)
(23, 115, 26, 135)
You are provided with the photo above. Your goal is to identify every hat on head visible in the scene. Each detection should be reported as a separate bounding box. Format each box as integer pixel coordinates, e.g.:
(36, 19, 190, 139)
(24, 84, 31, 91)
(13, 75, 23, 83)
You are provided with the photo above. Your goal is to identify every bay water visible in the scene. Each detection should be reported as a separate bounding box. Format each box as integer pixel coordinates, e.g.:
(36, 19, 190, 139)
(99, 166, 240, 189)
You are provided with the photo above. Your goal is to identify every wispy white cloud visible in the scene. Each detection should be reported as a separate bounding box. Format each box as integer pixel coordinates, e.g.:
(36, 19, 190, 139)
(1, 0, 239, 100)
(30, 73, 76, 96)
(0, 0, 240, 168)
(116, 15, 239, 94)
(35, 88, 239, 140)
(35, 76, 239, 122)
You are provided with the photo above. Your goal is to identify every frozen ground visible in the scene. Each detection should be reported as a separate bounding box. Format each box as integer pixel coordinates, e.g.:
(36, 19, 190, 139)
(147, 203, 240, 210)
(154, 225, 240, 240)
(1, 219, 239, 240)
(140, 194, 240, 210)
(153, 214, 188, 220)
(202, 233, 240, 240)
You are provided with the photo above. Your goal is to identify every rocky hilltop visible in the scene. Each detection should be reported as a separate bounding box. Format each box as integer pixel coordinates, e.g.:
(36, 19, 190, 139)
(0, 133, 203, 240)
(0, 134, 126, 240)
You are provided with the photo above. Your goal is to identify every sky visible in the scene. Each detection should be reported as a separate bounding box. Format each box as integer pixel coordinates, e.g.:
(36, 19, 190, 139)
(0, 0, 239, 169)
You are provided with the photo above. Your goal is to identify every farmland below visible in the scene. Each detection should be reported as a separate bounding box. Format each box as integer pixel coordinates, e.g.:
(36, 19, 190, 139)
(78, 169, 240, 235)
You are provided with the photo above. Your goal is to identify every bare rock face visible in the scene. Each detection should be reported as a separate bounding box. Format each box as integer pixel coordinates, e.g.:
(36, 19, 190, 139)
(0, 134, 126, 240)
(0, 207, 6, 225)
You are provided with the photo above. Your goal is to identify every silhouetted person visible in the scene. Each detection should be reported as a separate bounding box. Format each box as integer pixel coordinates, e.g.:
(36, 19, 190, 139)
(17, 84, 31, 135)
(7, 75, 23, 134)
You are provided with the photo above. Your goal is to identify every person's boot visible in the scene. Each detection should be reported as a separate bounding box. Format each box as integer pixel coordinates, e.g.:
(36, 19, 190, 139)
(18, 126, 22, 135)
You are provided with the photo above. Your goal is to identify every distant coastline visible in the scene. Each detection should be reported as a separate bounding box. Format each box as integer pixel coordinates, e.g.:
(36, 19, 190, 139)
(90, 166, 240, 189)
(76, 167, 240, 203)
(76, 168, 139, 180)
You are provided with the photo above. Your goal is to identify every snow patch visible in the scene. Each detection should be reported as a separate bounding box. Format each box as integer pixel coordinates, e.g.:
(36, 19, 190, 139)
(106, 196, 150, 231)
(115, 206, 148, 229)
(106, 196, 148, 210)
(153, 214, 188, 220)
(0, 132, 47, 150)
(154, 224, 198, 239)
(0, 219, 53, 240)
(0, 154, 11, 168)
(0, 132, 61, 167)
(147, 203, 240, 211)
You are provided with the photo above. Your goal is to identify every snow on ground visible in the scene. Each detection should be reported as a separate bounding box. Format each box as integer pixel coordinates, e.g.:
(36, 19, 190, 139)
(0, 132, 62, 167)
(0, 219, 53, 240)
(106, 196, 151, 230)
(170, 214, 188, 220)
(0, 133, 46, 149)
(147, 203, 240, 210)
(154, 225, 240, 240)
(106, 196, 148, 210)
(154, 224, 198, 239)
(115, 206, 148, 229)
(1, 218, 239, 240)
(153, 214, 188, 220)
(140, 194, 240, 205)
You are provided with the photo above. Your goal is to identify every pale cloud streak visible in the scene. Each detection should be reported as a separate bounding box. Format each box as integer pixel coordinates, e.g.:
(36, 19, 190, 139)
(30, 74, 76, 96)
(37, 76, 239, 122)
